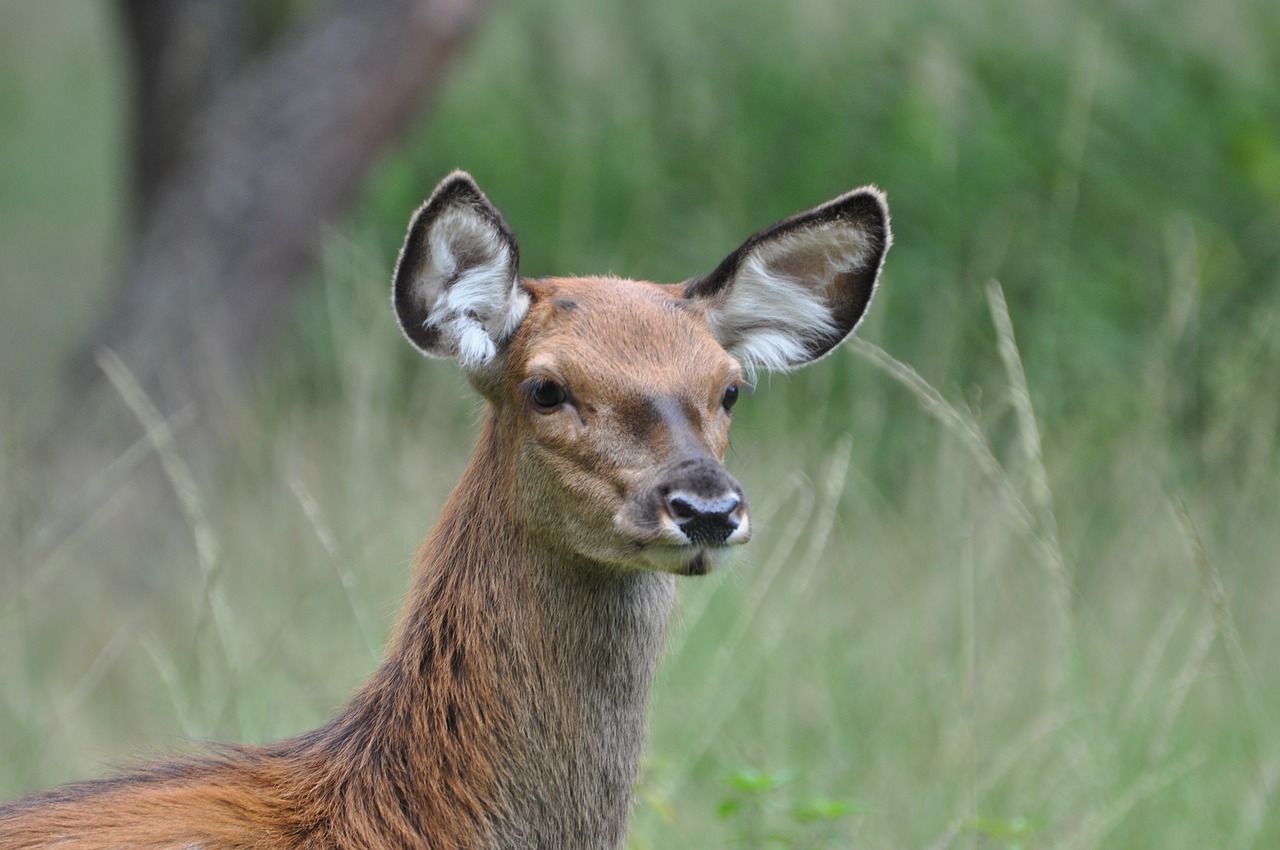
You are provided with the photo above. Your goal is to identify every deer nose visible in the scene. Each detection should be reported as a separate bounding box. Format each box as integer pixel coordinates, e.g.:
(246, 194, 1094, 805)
(664, 490, 743, 545)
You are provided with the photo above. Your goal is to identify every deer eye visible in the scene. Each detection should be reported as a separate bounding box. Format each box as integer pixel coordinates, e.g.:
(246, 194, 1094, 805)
(529, 378, 568, 411)
(721, 384, 740, 411)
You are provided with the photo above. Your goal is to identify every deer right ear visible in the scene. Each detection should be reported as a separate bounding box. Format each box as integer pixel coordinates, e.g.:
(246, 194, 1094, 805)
(685, 187, 891, 371)
(392, 171, 528, 370)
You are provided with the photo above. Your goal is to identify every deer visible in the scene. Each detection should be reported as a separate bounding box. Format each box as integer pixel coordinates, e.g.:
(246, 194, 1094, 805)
(0, 171, 891, 849)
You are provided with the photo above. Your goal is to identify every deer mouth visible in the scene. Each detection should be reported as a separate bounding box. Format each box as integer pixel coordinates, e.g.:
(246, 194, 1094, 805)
(626, 533, 748, 576)
(685, 552, 711, 576)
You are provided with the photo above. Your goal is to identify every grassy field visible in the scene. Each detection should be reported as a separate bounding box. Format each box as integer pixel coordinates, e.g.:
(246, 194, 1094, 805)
(2, 0, 1279, 847)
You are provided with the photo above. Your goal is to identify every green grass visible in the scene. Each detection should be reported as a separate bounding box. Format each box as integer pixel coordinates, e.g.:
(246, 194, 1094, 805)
(3, 0, 1279, 847)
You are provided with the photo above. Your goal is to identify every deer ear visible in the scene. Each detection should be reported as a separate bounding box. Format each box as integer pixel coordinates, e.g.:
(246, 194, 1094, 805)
(392, 171, 528, 370)
(685, 187, 891, 371)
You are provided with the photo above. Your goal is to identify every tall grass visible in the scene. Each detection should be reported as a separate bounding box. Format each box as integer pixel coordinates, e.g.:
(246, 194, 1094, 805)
(3, 226, 1278, 847)
(3, 0, 1279, 847)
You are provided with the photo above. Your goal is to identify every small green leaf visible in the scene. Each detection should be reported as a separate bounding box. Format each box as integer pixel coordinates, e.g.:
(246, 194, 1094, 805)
(717, 798, 744, 819)
(726, 767, 797, 794)
(792, 796, 868, 822)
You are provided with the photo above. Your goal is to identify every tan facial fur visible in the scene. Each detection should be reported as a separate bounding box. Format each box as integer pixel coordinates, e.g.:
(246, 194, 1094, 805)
(492, 276, 749, 574)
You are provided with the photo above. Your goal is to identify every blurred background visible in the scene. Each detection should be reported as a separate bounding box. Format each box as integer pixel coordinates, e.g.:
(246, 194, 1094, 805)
(1, 0, 1278, 846)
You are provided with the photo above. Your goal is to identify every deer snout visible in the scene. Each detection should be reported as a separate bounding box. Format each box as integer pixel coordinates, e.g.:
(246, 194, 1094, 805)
(663, 490, 743, 545)
(655, 458, 750, 547)
(615, 456, 751, 571)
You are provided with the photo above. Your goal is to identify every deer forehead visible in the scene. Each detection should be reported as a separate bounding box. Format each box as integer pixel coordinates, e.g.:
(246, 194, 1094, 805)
(514, 276, 740, 395)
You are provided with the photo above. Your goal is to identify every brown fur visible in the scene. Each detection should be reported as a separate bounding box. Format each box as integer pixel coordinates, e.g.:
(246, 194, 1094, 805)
(1, 173, 890, 849)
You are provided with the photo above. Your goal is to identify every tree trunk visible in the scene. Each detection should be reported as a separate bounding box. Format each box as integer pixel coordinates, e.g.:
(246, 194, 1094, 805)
(117, 0, 249, 226)
(31, 0, 489, 559)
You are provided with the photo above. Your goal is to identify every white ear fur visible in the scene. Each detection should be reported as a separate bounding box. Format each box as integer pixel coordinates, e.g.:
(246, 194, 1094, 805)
(688, 187, 891, 371)
(414, 206, 526, 367)
(392, 173, 528, 370)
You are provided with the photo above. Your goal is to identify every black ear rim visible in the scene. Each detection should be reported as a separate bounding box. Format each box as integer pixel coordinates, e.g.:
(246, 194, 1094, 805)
(391, 170, 522, 354)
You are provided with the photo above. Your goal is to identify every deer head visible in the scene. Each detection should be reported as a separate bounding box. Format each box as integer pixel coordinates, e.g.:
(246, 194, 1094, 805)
(392, 172, 890, 576)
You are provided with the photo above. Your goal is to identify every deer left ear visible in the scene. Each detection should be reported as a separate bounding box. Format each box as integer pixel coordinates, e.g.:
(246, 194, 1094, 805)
(392, 171, 528, 371)
(685, 187, 891, 371)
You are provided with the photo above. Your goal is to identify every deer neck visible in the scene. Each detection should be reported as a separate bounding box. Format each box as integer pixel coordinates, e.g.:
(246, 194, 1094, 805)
(319, 412, 676, 849)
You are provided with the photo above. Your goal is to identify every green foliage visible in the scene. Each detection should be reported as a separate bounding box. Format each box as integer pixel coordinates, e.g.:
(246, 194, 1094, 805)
(3, 1, 1280, 849)
(715, 766, 868, 849)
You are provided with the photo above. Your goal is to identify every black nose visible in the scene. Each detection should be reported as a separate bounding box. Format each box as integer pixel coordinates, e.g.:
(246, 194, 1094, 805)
(664, 491, 742, 545)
